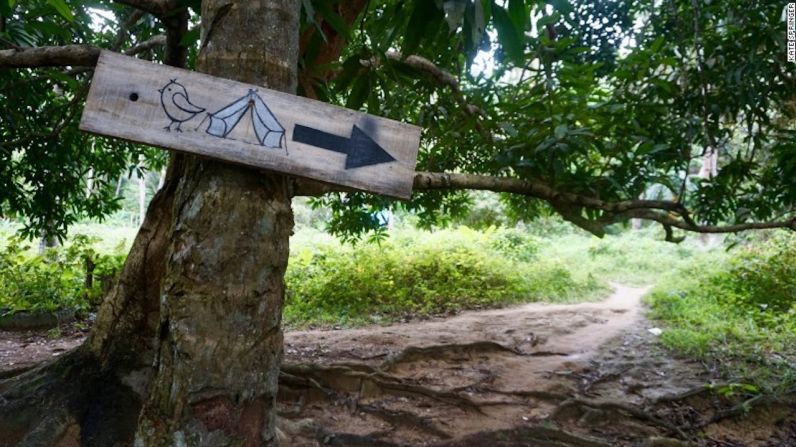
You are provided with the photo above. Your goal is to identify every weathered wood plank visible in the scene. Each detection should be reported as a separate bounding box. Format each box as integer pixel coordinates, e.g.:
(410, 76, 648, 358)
(79, 51, 421, 198)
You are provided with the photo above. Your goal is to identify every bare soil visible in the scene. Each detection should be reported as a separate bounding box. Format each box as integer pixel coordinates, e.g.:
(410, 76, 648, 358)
(2, 285, 794, 446)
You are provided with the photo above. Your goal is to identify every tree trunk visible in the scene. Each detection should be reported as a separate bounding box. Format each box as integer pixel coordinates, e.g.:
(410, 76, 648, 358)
(0, 1, 299, 446)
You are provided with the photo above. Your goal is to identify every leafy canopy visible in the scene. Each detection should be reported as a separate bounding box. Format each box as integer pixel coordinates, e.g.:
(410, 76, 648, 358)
(1, 0, 795, 241)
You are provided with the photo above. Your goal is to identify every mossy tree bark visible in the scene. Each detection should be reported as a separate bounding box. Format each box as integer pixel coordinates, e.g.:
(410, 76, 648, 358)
(0, 1, 298, 446)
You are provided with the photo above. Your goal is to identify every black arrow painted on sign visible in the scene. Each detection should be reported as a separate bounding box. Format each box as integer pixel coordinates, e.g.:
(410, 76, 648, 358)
(292, 124, 396, 169)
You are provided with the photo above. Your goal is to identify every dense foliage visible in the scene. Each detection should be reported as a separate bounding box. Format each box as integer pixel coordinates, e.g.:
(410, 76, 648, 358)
(648, 231, 796, 392)
(0, 234, 124, 314)
(284, 227, 600, 327)
(316, 0, 796, 239)
(0, 216, 719, 327)
(0, 0, 169, 240)
(2, 0, 795, 242)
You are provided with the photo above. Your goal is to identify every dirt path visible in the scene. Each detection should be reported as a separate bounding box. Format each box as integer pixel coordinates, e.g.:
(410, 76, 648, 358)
(284, 284, 649, 396)
(280, 284, 795, 446)
(2, 285, 795, 445)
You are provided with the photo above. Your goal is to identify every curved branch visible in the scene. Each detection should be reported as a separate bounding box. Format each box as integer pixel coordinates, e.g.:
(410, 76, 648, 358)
(622, 209, 796, 234)
(412, 172, 796, 235)
(0, 45, 100, 68)
(112, 0, 186, 68)
(111, 9, 147, 51)
(413, 172, 683, 214)
(292, 171, 795, 235)
(0, 35, 166, 69)
(125, 34, 168, 56)
(298, 0, 370, 99)
(413, 172, 796, 235)
(364, 52, 483, 118)
(385, 52, 460, 93)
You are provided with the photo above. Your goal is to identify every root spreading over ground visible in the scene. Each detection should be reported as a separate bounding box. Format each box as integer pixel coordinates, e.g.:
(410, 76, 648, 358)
(2, 285, 795, 446)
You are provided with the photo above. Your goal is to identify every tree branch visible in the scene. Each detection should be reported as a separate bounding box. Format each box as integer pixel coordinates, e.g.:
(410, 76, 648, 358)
(0, 35, 166, 69)
(298, 0, 370, 99)
(112, 0, 187, 68)
(619, 209, 796, 234)
(293, 171, 795, 237)
(385, 52, 460, 93)
(126, 34, 167, 56)
(412, 172, 796, 235)
(366, 52, 483, 117)
(111, 9, 146, 52)
(413, 172, 683, 214)
(0, 45, 100, 68)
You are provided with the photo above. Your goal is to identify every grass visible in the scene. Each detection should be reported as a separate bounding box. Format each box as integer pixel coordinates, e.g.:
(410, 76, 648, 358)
(536, 225, 719, 285)
(0, 220, 137, 254)
(280, 222, 721, 328)
(646, 230, 796, 393)
(0, 218, 728, 331)
(285, 226, 606, 328)
(3, 216, 795, 392)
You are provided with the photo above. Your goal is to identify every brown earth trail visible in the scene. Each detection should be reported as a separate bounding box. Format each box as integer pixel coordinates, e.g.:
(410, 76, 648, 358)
(283, 284, 650, 396)
(278, 284, 796, 446)
(2, 285, 795, 446)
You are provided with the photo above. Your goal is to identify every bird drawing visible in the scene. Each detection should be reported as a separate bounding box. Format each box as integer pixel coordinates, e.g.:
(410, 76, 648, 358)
(158, 79, 205, 132)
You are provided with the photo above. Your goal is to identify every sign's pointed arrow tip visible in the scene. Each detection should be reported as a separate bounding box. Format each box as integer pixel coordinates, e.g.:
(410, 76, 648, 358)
(292, 124, 396, 169)
(346, 125, 396, 169)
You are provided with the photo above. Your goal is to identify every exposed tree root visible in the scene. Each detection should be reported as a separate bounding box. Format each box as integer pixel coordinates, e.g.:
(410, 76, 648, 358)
(0, 365, 35, 381)
(316, 430, 406, 447)
(379, 341, 520, 371)
(0, 348, 143, 447)
(698, 393, 785, 428)
(579, 367, 630, 394)
(434, 424, 613, 447)
(553, 397, 689, 440)
(306, 423, 614, 447)
(280, 363, 485, 413)
(357, 403, 452, 439)
(649, 383, 725, 405)
(378, 341, 564, 372)
(650, 384, 796, 430)
(464, 386, 571, 402)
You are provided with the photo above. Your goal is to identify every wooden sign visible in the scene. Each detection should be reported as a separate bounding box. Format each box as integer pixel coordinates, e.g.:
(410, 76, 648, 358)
(79, 51, 421, 199)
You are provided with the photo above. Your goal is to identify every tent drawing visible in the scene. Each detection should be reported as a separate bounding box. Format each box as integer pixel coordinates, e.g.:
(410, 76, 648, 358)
(203, 89, 285, 149)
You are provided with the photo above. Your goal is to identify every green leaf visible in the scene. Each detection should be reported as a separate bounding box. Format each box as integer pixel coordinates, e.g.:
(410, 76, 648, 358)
(546, 0, 573, 15)
(29, 20, 72, 41)
(177, 0, 201, 14)
(312, 0, 350, 40)
(402, 0, 442, 56)
(334, 54, 364, 93)
(46, 0, 73, 21)
(492, 4, 524, 64)
(536, 12, 560, 29)
(346, 74, 371, 110)
(180, 26, 200, 47)
(0, 0, 14, 16)
(46, 69, 79, 90)
(507, 0, 527, 31)
(301, 0, 314, 19)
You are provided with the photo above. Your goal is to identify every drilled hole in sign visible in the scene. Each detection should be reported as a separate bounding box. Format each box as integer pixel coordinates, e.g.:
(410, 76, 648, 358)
(129, 93, 139, 102)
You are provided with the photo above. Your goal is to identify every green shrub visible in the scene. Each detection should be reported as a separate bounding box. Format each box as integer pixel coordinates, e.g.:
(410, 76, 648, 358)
(284, 227, 602, 327)
(720, 234, 796, 317)
(541, 226, 713, 285)
(647, 230, 796, 392)
(0, 235, 125, 315)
